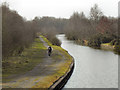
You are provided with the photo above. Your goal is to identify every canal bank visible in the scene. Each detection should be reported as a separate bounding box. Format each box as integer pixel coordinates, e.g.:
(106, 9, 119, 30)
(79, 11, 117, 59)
(40, 35, 75, 89)
(67, 37, 117, 54)
(49, 55, 74, 90)
(101, 43, 114, 51)
(2, 35, 74, 89)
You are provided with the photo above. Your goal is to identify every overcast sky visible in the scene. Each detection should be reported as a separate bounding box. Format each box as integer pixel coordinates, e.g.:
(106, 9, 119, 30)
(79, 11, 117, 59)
(1, 0, 120, 20)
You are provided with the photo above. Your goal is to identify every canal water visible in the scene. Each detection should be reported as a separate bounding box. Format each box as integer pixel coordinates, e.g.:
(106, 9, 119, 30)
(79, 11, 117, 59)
(56, 34, 118, 88)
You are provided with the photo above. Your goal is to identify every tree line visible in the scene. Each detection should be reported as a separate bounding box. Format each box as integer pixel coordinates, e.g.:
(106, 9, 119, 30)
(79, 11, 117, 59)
(2, 4, 37, 59)
(2, 3, 120, 59)
(32, 16, 68, 46)
(64, 4, 120, 54)
(2, 4, 67, 59)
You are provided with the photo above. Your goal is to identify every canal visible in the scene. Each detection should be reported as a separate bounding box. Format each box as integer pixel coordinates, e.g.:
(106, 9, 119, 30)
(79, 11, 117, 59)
(57, 34, 118, 88)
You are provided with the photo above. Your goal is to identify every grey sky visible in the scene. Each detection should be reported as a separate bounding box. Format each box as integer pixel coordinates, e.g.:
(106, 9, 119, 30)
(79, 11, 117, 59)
(2, 0, 120, 20)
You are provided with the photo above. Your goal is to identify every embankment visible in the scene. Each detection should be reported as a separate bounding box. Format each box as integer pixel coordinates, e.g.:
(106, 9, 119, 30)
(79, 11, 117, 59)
(49, 55, 74, 90)
(32, 35, 75, 88)
(73, 39, 115, 52)
(40, 35, 75, 89)
(101, 43, 114, 51)
(2, 35, 75, 89)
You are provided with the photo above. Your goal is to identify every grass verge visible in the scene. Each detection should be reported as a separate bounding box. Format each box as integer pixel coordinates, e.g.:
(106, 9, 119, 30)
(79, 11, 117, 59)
(32, 35, 73, 88)
(101, 43, 115, 51)
(3, 35, 73, 88)
(3, 38, 46, 82)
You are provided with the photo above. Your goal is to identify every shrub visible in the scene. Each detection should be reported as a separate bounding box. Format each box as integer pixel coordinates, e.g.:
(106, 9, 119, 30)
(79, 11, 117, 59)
(114, 45, 120, 54)
(88, 34, 101, 48)
(110, 39, 116, 45)
(50, 37, 61, 46)
(88, 33, 115, 48)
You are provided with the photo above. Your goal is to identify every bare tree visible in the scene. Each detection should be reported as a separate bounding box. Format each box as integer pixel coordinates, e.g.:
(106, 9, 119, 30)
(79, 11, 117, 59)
(90, 4, 103, 21)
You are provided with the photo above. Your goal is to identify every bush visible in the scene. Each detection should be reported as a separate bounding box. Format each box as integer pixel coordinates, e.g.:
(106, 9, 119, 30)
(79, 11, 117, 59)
(110, 39, 116, 45)
(88, 34, 101, 48)
(66, 33, 78, 40)
(50, 37, 61, 46)
(88, 33, 115, 48)
(110, 39, 120, 45)
(100, 34, 114, 43)
(114, 45, 120, 54)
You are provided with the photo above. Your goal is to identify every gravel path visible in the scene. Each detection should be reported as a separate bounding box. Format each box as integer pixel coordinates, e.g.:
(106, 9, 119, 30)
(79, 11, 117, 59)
(2, 36, 65, 88)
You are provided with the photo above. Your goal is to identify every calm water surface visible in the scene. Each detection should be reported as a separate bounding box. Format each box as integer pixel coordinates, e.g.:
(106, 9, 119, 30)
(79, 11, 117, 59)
(57, 34, 118, 88)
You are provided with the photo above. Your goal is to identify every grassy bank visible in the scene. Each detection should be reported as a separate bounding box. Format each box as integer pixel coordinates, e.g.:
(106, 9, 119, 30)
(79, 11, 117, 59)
(101, 43, 114, 51)
(68, 38, 120, 55)
(32, 35, 73, 88)
(3, 35, 73, 88)
(3, 38, 46, 82)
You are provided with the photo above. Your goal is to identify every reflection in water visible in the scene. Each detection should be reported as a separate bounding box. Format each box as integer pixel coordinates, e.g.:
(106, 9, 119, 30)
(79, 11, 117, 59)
(57, 34, 118, 88)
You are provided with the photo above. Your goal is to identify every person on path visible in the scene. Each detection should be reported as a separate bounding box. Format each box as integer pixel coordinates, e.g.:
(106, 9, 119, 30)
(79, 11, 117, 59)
(48, 46, 52, 56)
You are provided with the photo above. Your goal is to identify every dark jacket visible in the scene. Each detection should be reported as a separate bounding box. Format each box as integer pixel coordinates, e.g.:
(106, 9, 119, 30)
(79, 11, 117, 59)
(48, 46, 52, 52)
